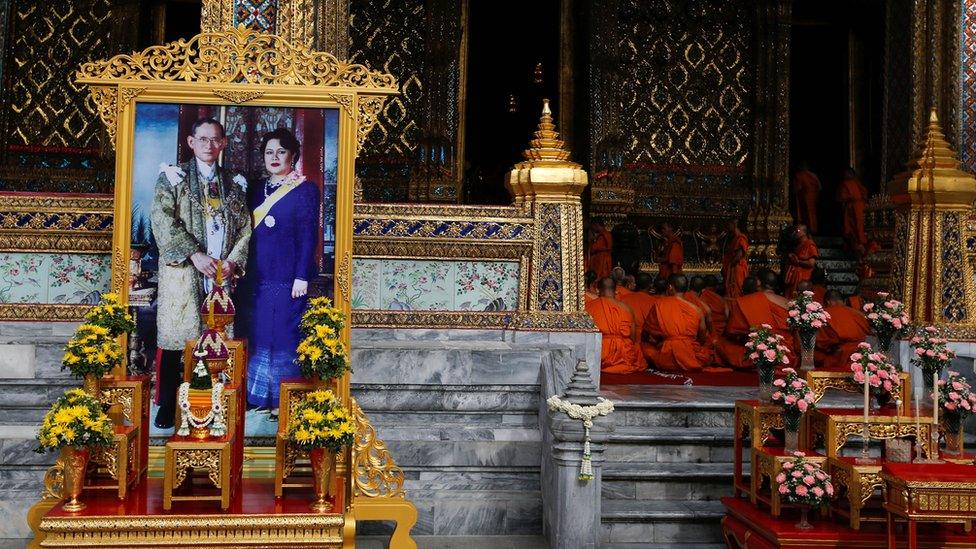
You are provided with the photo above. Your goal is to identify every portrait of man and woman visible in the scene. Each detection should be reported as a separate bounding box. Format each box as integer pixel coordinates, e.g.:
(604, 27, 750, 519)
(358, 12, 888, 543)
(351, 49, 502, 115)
(129, 103, 340, 437)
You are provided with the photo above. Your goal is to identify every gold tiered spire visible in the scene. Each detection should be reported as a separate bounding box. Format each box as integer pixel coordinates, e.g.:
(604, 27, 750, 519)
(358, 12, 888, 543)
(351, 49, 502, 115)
(889, 109, 976, 207)
(505, 99, 588, 203)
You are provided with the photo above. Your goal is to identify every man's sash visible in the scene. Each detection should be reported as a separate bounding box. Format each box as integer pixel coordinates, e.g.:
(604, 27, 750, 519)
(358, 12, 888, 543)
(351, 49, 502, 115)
(252, 181, 300, 228)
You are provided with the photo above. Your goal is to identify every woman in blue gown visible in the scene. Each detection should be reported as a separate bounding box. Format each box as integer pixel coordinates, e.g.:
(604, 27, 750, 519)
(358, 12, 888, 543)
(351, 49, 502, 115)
(246, 128, 320, 418)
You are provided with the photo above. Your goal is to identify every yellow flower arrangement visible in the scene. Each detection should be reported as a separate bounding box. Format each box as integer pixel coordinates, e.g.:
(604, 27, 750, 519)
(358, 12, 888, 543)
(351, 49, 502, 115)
(84, 293, 135, 337)
(286, 390, 356, 453)
(62, 322, 123, 378)
(295, 298, 349, 380)
(299, 297, 345, 338)
(36, 389, 114, 453)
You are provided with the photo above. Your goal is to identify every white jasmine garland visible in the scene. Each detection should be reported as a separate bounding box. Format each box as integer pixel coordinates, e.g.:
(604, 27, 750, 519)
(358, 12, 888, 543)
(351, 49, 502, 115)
(547, 395, 614, 481)
(176, 381, 227, 437)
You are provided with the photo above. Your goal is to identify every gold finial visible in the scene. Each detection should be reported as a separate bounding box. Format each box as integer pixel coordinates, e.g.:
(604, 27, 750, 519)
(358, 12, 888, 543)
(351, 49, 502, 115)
(519, 99, 577, 165)
(889, 107, 976, 206)
(505, 99, 588, 203)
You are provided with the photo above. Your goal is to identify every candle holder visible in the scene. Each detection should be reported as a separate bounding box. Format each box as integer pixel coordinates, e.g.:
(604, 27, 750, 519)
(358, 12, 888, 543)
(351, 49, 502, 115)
(855, 422, 874, 464)
(914, 422, 944, 463)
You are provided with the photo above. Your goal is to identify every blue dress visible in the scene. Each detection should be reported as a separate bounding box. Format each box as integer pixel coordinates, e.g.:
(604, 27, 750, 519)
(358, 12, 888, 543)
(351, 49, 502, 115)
(246, 178, 320, 409)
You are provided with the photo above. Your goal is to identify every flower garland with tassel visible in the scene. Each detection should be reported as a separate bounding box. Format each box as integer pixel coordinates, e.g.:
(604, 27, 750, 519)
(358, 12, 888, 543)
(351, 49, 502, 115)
(177, 353, 226, 437)
(546, 395, 614, 480)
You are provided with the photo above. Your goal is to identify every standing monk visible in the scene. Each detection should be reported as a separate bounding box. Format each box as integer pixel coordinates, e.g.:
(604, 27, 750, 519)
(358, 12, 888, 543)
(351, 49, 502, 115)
(658, 222, 684, 280)
(715, 270, 796, 370)
(643, 275, 712, 371)
(586, 219, 614, 279)
(837, 168, 869, 255)
(793, 161, 821, 233)
(784, 225, 818, 298)
(816, 290, 870, 370)
(585, 278, 643, 374)
(722, 219, 749, 298)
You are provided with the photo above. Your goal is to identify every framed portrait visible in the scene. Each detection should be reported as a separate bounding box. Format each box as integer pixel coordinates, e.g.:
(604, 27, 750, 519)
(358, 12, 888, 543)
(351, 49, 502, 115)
(76, 27, 396, 442)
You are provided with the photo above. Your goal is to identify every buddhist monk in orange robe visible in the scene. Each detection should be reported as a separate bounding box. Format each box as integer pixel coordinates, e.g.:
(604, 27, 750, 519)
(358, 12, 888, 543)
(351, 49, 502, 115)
(621, 273, 657, 343)
(686, 276, 714, 335)
(847, 294, 863, 311)
(816, 290, 870, 370)
(700, 275, 728, 338)
(612, 267, 632, 299)
(643, 275, 712, 371)
(658, 223, 684, 281)
(584, 270, 599, 304)
(586, 219, 614, 280)
(716, 270, 797, 370)
(722, 219, 749, 298)
(585, 278, 643, 374)
(793, 162, 821, 233)
(837, 168, 869, 254)
(784, 225, 818, 298)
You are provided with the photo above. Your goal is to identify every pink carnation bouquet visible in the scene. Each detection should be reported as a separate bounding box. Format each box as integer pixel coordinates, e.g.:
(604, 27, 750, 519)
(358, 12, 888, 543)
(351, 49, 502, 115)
(850, 342, 902, 405)
(862, 292, 910, 352)
(909, 326, 955, 380)
(746, 324, 792, 394)
(938, 371, 976, 428)
(787, 291, 831, 350)
(775, 452, 834, 508)
(771, 368, 816, 433)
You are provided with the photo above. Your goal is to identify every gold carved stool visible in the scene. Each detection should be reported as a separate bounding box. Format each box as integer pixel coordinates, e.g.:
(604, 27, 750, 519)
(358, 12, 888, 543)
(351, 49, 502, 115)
(85, 424, 139, 500)
(751, 447, 827, 517)
(274, 380, 320, 497)
(827, 456, 884, 529)
(733, 400, 784, 500)
(162, 433, 238, 510)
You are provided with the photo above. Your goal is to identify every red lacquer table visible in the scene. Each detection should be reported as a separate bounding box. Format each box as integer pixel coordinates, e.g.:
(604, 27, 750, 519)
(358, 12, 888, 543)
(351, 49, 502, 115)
(883, 462, 976, 549)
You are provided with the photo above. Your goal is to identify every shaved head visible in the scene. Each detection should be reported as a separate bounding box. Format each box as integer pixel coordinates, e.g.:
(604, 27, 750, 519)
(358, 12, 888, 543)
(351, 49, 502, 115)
(796, 280, 813, 293)
(669, 274, 689, 293)
(652, 277, 669, 295)
(758, 269, 779, 291)
(598, 277, 616, 296)
(704, 275, 719, 288)
(690, 275, 705, 292)
(611, 266, 626, 282)
(635, 272, 653, 291)
(824, 289, 844, 305)
(742, 276, 760, 295)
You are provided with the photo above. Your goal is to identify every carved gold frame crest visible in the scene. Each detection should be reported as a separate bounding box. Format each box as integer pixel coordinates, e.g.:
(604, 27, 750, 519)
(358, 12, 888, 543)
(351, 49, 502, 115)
(65, 26, 417, 548)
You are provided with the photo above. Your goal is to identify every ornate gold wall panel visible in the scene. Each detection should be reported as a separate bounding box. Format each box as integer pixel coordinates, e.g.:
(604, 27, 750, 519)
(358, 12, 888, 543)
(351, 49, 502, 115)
(201, 0, 349, 56)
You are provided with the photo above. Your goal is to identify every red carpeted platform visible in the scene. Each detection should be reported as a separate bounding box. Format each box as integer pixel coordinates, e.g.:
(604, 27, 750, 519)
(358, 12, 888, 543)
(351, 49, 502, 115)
(601, 369, 758, 386)
(721, 496, 976, 548)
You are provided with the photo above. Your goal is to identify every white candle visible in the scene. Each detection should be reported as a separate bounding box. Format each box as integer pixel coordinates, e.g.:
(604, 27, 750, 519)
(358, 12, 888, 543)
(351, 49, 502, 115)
(933, 371, 939, 428)
(864, 369, 870, 424)
(915, 390, 921, 441)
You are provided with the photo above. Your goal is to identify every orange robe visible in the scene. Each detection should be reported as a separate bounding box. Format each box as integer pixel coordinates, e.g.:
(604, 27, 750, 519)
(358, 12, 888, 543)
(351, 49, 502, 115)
(586, 227, 613, 279)
(837, 177, 868, 248)
(621, 291, 657, 342)
(643, 297, 709, 371)
(722, 233, 749, 298)
(659, 235, 684, 280)
(716, 292, 796, 370)
(793, 170, 821, 233)
(584, 291, 598, 304)
(616, 286, 632, 300)
(815, 304, 870, 370)
(685, 291, 713, 334)
(784, 239, 819, 298)
(847, 295, 863, 311)
(812, 284, 827, 304)
(585, 296, 643, 374)
(700, 288, 728, 337)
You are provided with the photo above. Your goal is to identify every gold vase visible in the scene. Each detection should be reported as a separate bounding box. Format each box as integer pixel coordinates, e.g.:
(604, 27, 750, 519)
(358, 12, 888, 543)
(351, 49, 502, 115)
(61, 446, 90, 512)
(943, 419, 964, 456)
(82, 373, 101, 399)
(186, 389, 213, 440)
(309, 447, 335, 512)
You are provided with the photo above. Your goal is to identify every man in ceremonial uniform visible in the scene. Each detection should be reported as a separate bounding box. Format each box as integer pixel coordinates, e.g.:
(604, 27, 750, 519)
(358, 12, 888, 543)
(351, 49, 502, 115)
(643, 275, 712, 371)
(837, 168, 869, 255)
(722, 219, 749, 298)
(792, 161, 821, 233)
(816, 289, 870, 370)
(586, 218, 614, 279)
(716, 270, 796, 369)
(150, 117, 251, 429)
(585, 278, 643, 374)
(658, 222, 684, 280)
(784, 224, 818, 298)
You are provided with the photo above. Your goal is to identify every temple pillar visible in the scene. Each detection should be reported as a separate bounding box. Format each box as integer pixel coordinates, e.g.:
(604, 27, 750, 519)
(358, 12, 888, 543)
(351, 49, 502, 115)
(886, 110, 976, 334)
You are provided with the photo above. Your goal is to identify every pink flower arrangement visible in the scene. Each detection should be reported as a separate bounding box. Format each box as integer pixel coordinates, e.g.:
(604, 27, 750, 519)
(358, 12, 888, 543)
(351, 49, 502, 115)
(862, 292, 910, 349)
(850, 342, 902, 396)
(775, 452, 834, 507)
(787, 291, 832, 347)
(771, 368, 816, 431)
(745, 324, 792, 370)
(938, 371, 976, 427)
(909, 326, 955, 379)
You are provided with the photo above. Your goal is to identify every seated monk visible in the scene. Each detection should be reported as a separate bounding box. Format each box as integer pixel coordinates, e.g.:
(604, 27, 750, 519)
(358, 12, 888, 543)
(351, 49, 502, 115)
(816, 289, 870, 370)
(584, 270, 599, 304)
(585, 277, 643, 374)
(621, 272, 656, 337)
(612, 266, 632, 299)
(700, 275, 729, 337)
(686, 275, 714, 335)
(716, 269, 797, 370)
(643, 275, 714, 371)
(741, 275, 760, 295)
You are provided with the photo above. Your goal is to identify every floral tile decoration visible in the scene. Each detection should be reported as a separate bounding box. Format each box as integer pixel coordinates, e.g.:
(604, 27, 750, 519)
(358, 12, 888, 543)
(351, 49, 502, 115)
(352, 259, 520, 312)
(0, 252, 49, 303)
(0, 252, 110, 305)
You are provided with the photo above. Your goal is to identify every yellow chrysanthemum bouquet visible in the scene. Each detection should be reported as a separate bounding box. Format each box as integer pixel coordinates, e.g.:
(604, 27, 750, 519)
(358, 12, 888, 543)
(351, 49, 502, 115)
(286, 390, 355, 453)
(62, 322, 123, 378)
(295, 297, 349, 380)
(83, 293, 135, 338)
(35, 389, 114, 453)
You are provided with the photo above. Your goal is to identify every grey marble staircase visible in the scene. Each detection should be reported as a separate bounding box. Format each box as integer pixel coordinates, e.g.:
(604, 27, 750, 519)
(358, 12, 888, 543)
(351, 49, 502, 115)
(813, 235, 859, 295)
(597, 385, 754, 547)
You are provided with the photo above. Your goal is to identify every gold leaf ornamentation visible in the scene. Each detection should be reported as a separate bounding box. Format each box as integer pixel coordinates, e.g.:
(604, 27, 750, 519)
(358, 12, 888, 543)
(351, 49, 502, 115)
(212, 89, 266, 104)
(350, 398, 405, 499)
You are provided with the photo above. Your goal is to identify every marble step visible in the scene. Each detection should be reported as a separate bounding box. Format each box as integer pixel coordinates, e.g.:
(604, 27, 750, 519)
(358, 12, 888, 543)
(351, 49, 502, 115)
(0, 426, 54, 468)
(356, 535, 548, 549)
(366, 410, 538, 428)
(600, 386, 752, 429)
(818, 258, 857, 272)
(813, 236, 845, 247)
(604, 426, 734, 463)
(601, 499, 725, 545)
(0, 340, 73, 380)
(352, 383, 539, 413)
(0, 379, 78, 407)
(602, 462, 736, 502)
